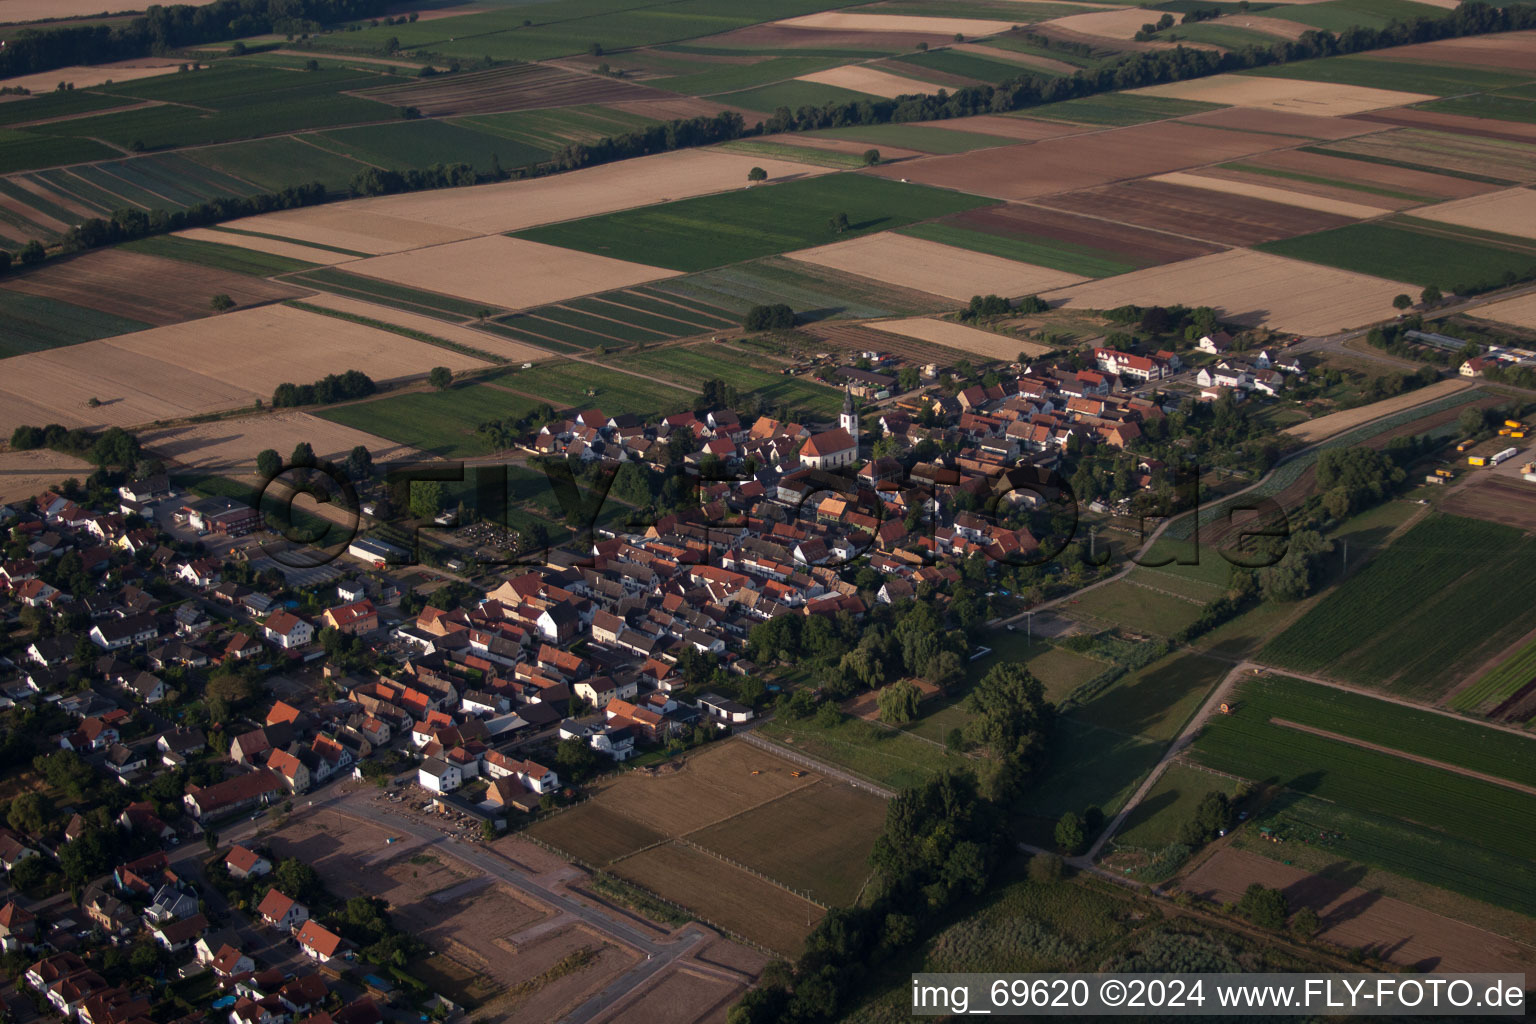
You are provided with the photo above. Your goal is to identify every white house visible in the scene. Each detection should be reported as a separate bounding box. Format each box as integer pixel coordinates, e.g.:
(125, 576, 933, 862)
(418, 757, 462, 793)
(261, 611, 313, 649)
(225, 845, 272, 880)
(256, 889, 309, 933)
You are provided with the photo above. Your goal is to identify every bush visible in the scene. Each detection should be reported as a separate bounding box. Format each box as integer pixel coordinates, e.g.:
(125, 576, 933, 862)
(743, 303, 794, 331)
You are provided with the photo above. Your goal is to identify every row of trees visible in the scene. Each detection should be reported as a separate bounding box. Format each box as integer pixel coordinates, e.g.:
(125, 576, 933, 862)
(10, 423, 142, 468)
(0, 0, 390, 79)
(271, 369, 375, 408)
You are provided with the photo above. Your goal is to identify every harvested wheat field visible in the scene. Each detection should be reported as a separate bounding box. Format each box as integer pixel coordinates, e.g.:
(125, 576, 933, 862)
(0, 449, 94, 504)
(295, 293, 551, 361)
(258, 149, 832, 240)
(174, 227, 355, 266)
(346, 235, 677, 310)
(796, 65, 947, 99)
(1, 0, 213, 18)
(1468, 291, 1536, 331)
(1149, 171, 1387, 218)
(1040, 8, 1168, 39)
(1412, 188, 1536, 242)
(1134, 74, 1434, 115)
(0, 349, 250, 433)
(1367, 30, 1536, 73)
(140, 412, 421, 475)
(917, 113, 1084, 141)
(1283, 378, 1471, 443)
(219, 206, 477, 257)
(787, 232, 1086, 301)
(2, 248, 305, 324)
(875, 316, 1053, 359)
(1194, 165, 1409, 211)
(865, 120, 1292, 200)
(0, 59, 185, 92)
(1176, 105, 1388, 140)
(1038, 178, 1357, 246)
(773, 11, 1020, 35)
(1040, 248, 1414, 336)
(1180, 848, 1534, 974)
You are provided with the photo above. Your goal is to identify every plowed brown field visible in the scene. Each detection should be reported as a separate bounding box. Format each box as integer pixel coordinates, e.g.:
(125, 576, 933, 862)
(1176, 106, 1389, 140)
(946, 202, 1224, 266)
(863, 120, 1293, 199)
(1179, 847, 1536, 973)
(1243, 148, 1498, 199)
(1035, 178, 1356, 246)
(1366, 30, 1536, 72)
(1, 249, 306, 324)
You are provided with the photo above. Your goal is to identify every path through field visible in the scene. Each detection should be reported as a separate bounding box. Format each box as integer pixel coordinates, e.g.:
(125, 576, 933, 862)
(1270, 717, 1536, 797)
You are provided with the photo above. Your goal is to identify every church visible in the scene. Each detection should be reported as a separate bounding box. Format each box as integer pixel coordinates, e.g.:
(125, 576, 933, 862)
(799, 390, 861, 471)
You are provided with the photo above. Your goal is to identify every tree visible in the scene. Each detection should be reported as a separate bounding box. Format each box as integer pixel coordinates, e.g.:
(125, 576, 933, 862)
(256, 448, 282, 480)
(555, 738, 601, 783)
(1392, 293, 1413, 310)
(410, 480, 443, 521)
(1054, 811, 1085, 855)
(862, 148, 881, 166)
(587, 41, 603, 56)
(210, 293, 234, 312)
(428, 366, 453, 390)
(747, 166, 767, 182)
(8, 792, 50, 836)
(290, 441, 315, 470)
(1458, 405, 1488, 438)
(1236, 883, 1288, 930)
(829, 211, 850, 234)
(19, 240, 44, 265)
(1290, 905, 1320, 939)
(1420, 283, 1443, 306)
(273, 857, 324, 905)
(344, 444, 372, 483)
(1177, 790, 1233, 845)
(876, 680, 920, 724)
(743, 304, 794, 331)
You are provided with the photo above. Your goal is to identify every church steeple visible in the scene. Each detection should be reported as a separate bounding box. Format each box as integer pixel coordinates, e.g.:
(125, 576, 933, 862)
(839, 387, 859, 442)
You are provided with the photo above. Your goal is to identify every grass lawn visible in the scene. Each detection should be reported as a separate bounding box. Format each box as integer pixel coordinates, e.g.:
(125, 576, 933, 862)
(967, 631, 1109, 703)
(898, 220, 1135, 278)
(756, 713, 966, 790)
(0, 292, 151, 357)
(490, 361, 693, 419)
(1070, 650, 1229, 743)
(511, 172, 996, 272)
(314, 383, 542, 457)
(1060, 576, 1209, 638)
(1111, 762, 1239, 848)
(1257, 220, 1536, 292)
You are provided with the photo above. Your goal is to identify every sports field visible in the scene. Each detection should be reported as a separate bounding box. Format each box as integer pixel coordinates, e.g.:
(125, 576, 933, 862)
(511, 173, 996, 272)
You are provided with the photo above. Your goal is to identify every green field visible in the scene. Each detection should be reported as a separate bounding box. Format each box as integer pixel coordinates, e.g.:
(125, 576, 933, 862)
(0, 291, 151, 357)
(1159, 22, 1285, 48)
(1244, 54, 1532, 96)
(1020, 93, 1223, 126)
(314, 382, 543, 458)
(1192, 674, 1536, 913)
(0, 129, 118, 174)
(313, 119, 546, 174)
(894, 48, 1057, 83)
(1070, 651, 1229, 743)
(1017, 718, 1163, 845)
(512, 173, 996, 272)
(455, 105, 659, 153)
(1451, 635, 1536, 713)
(1061, 576, 1210, 638)
(897, 221, 1136, 278)
(1417, 90, 1536, 125)
(649, 255, 952, 319)
(805, 122, 1013, 154)
(965, 632, 1108, 703)
(0, 90, 139, 127)
(183, 135, 371, 192)
(118, 234, 318, 276)
(1218, 160, 1437, 203)
(1260, 515, 1536, 697)
(291, 268, 494, 319)
(1112, 762, 1240, 849)
(609, 346, 843, 417)
(715, 138, 871, 168)
(1268, 0, 1449, 31)
(756, 714, 968, 790)
(652, 56, 846, 96)
(490, 362, 694, 419)
(1257, 220, 1536, 292)
(715, 79, 880, 113)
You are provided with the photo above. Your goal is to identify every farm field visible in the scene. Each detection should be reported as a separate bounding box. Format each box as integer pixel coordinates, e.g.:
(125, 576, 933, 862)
(1020, 93, 1226, 126)
(527, 740, 882, 953)
(1317, 128, 1536, 186)
(311, 119, 545, 176)
(1132, 73, 1433, 115)
(1364, 29, 1536, 73)
(965, 631, 1109, 704)
(785, 231, 1086, 302)
(805, 122, 1017, 154)
(865, 120, 1292, 200)
(794, 64, 948, 100)
(1, 248, 305, 325)
(606, 346, 843, 418)
(715, 79, 881, 113)
(344, 235, 680, 310)
(358, 62, 665, 116)
(1190, 674, 1536, 913)
(1238, 146, 1498, 202)
(454, 105, 660, 154)
(1070, 651, 1230, 744)
(650, 255, 951, 320)
(934, 201, 1223, 273)
(895, 221, 1138, 279)
(1110, 762, 1240, 850)
(1035, 178, 1359, 247)
(1017, 717, 1163, 846)
(181, 135, 372, 192)
(1260, 514, 1536, 699)
(756, 712, 967, 791)
(172, 227, 353, 266)
(1281, 377, 1470, 443)
(1244, 53, 1534, 96)
(1145, 170, 1387, 219)
(491, 361, 694, 419)
(291, 293, 552, 364)
(236, 148, 832, 245)
(512, 172, 996, 273)
(1040, 247, 1413, 336)
(315, 383, 546, 458)
(117, 234, 319, 277)
(1454, 630, 1536, 718)
(1467, 290, 1536, 330)
(873, 316, 1051, 360)
(1411, 188, 1536, 243)
(0, 448, 96, 505)
(0, 291, 151, 358)
(1418, 89, 1536, 126)
(139, 412, 421, 476)
(1258, 219, 1536, 292)
(1060, 577, 1210, 639)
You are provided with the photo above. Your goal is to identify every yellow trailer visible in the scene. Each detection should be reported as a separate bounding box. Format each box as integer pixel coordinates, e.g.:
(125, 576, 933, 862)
(1506, 419, 1523, 429)
(1469, 455, 1487, 466)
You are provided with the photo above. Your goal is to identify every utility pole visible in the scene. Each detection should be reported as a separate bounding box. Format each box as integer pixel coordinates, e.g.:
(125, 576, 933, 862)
(1341, 539, 1348, 573)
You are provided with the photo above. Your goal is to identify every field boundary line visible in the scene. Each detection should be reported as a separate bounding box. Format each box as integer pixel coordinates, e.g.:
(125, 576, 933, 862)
(739, 730, 896, 799)
(671, 836, 831, 909)
(1268, 716, 1536, 797)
